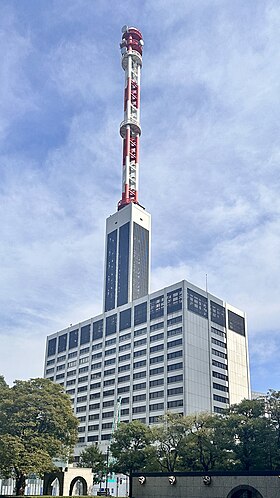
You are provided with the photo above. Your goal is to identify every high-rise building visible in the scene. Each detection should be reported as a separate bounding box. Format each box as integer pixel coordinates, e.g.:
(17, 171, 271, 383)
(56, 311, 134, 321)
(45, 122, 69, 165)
(44, 26, 251, 455)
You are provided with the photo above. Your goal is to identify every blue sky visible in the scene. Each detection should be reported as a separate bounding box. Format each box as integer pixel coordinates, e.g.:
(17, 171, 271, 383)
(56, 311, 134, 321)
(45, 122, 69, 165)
(1, 0, 280, 393)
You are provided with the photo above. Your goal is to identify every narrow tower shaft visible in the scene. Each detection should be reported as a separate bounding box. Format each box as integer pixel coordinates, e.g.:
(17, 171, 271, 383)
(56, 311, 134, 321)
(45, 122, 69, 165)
(118, 26, 144, 211)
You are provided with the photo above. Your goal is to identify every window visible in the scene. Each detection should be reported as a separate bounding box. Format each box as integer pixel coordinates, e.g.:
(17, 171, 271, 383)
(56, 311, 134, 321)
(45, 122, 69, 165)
(150, 333, 164, 343)
(121, 408, 129, 416)
(167, 350, 182, 360)
(150, 344, 164, 354)
(80, 324, 90, 345)
(167, 316, 182, 326)
(56, 364, 65, 371)
(150, 366, 164, 376)
(134, 302, 147, 326)
(92, 362, 101, 370)
(167, 399, 183, 408)
(117, 222, 130, 306)
(168, 374, 183, 383)
(88, 424, 99, 431)
(79, 366, 88, 374)
(105, 348, 116, 356)
(133, 371, 146, 380)
(105, 230, 117, 312)
(168, 387, 183, 396)
(93, 320, 103, 341)
(210, 301, 226, 327)
(92, 342, 102, 351)
(150, 378, 164, 387)
(167, 362, 183, 372)
(119, 353, 131, 362)
(119, 332, 131, 342)
(213, 382, 229, 392)
(58, 334, 67, 353)
(150, 355, 164, 365)
(134, 349, 146, 358)
(134, 360, 146, 369)
(47, 338, 57, 357)
(214, 406, 225, 414)
(92, 352, 102, 360)
(211, 337, 226, 348)
(68, 351, 77, 359)
(167, 288, 182, 314)
(150, 295, 164, 320)
(105, 337, 116, 347)
(78, 385, 88, 392)
(67, 370, 76, 377)
(88, 435, 98, 442)
(167, 338, 182, 349)
(119, 343, 131, 352)
(104, 358, 115, 366)
(79, 356, 89, 364)
(133, 405, 146, 414)
(149, 416, 160, 424)
(102, 422, 112, 429)
(102, 411, 114, 419)
(121, 397, 129, 404)
(57, 355, 66, 363)
(66, 388, 75, 395)
(69, 329, 78, 349)
(118, 375, 130, 383)
(150, 391, 164, 399)
(187, 288, 208, 318)
(103, 389, 115, 397)
(103, 400, 114, 408)
(90, 393, 100, 400)
(213, 371, 228, 381)
(103, 379, 115, 387)
(67, 379, 76, 386)
(78, 376, 88, 383)
(106, 314, 117, 336)
(80, 347, 90, 355)
(46, 368, 54, 375)
(118, 385, 130, 394)
(134, 327, 147, 337)
(91, 372, 101, 379)
(120, 308, 131, 331)
(118, 364, 130, 372)
(150, 321, 164, 332)
(89, 413, 99, 420)
(104, 368, 115, 377)
(134, 338, 147, 347)
(68, 360, 77, 368)
(228, 310, 245, 336)
(78, 437, 85, 443)
(133, 394, 146, 402)
(76, 406, 86, 413)
(90, 382, 101, 389)
(211, 327, 226, 338)
(133, 382, 146, 391)
(132, 222, 149, 300)
(212, 349, 227, 359)
(212, 359, 227, 370)
(213, 394, 229, 404)
(150, 403, 164, 411)
(167, 327, 182, 338)
(77, 395, 87, 403)
(78, 416, 86, 422)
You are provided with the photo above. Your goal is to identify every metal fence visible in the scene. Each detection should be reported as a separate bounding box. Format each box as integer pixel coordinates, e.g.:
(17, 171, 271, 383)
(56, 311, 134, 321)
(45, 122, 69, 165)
(0, 477, 44, 496)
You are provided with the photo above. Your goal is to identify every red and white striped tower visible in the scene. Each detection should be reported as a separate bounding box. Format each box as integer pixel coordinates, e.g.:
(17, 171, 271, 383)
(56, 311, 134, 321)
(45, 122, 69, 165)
(118, 26, 144, 211)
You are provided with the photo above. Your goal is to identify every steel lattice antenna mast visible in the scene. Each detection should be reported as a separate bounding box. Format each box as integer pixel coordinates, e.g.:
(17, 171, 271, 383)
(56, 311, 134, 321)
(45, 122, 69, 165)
(118, 26, 144, 210)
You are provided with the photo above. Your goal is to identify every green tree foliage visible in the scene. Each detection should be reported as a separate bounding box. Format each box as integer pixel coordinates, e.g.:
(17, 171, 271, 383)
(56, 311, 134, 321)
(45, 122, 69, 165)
(0, 377, 78, 495)
(78, 444, 106, 483)
(110, 421, 152, 475)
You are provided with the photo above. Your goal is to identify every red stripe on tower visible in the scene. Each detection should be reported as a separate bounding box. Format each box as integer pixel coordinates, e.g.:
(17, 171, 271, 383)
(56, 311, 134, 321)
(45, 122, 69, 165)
(118, 26, 144, 211)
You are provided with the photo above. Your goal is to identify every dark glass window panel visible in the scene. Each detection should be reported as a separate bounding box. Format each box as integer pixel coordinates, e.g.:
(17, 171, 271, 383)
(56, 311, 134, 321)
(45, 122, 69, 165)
(167, 288, 182, 314)
(47, 338, 56, 357)
(80, 324, 90, 345)
(210, 301, 226, 327)
(187, 288, 208, 318)
(150, 322, 164, 332)
(134, 302, 147, 326)
(106, 314, 117, 336)
(167, 400, 183, 408)
(228, 310, 245, 336)
(167, 350, 182, 360)
(93, 319, 103, 341)
(167, 338, 183, 348)
(167, 386, 183, 396)
(120, 308, 131, 331)
(213, 382, 229, 392)
(105, 230, 117, 312)
(150, 295, 164, 320)
(132, 222, 149, 300)
(213, 394, 229, 404)
(117, 222, 130, 307)
(58, 334, 67, 353)
(167, 316, 182, 326)
(167, 374, 183, 383)
(69, 329, 78, 350)
(149, 403, 164, 411)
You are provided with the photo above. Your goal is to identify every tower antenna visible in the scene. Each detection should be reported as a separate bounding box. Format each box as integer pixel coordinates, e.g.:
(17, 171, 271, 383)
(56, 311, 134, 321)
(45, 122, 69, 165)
(118, 27, 144, 210)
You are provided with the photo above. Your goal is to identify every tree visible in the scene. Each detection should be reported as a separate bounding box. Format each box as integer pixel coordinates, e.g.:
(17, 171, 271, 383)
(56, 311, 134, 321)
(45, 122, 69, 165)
(0, 377, 78, 495)
(152, 413, 192, 472)
(225, 398, 273, 470)
(110, 421, 152, 476)
(78, 444, 106, 483)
